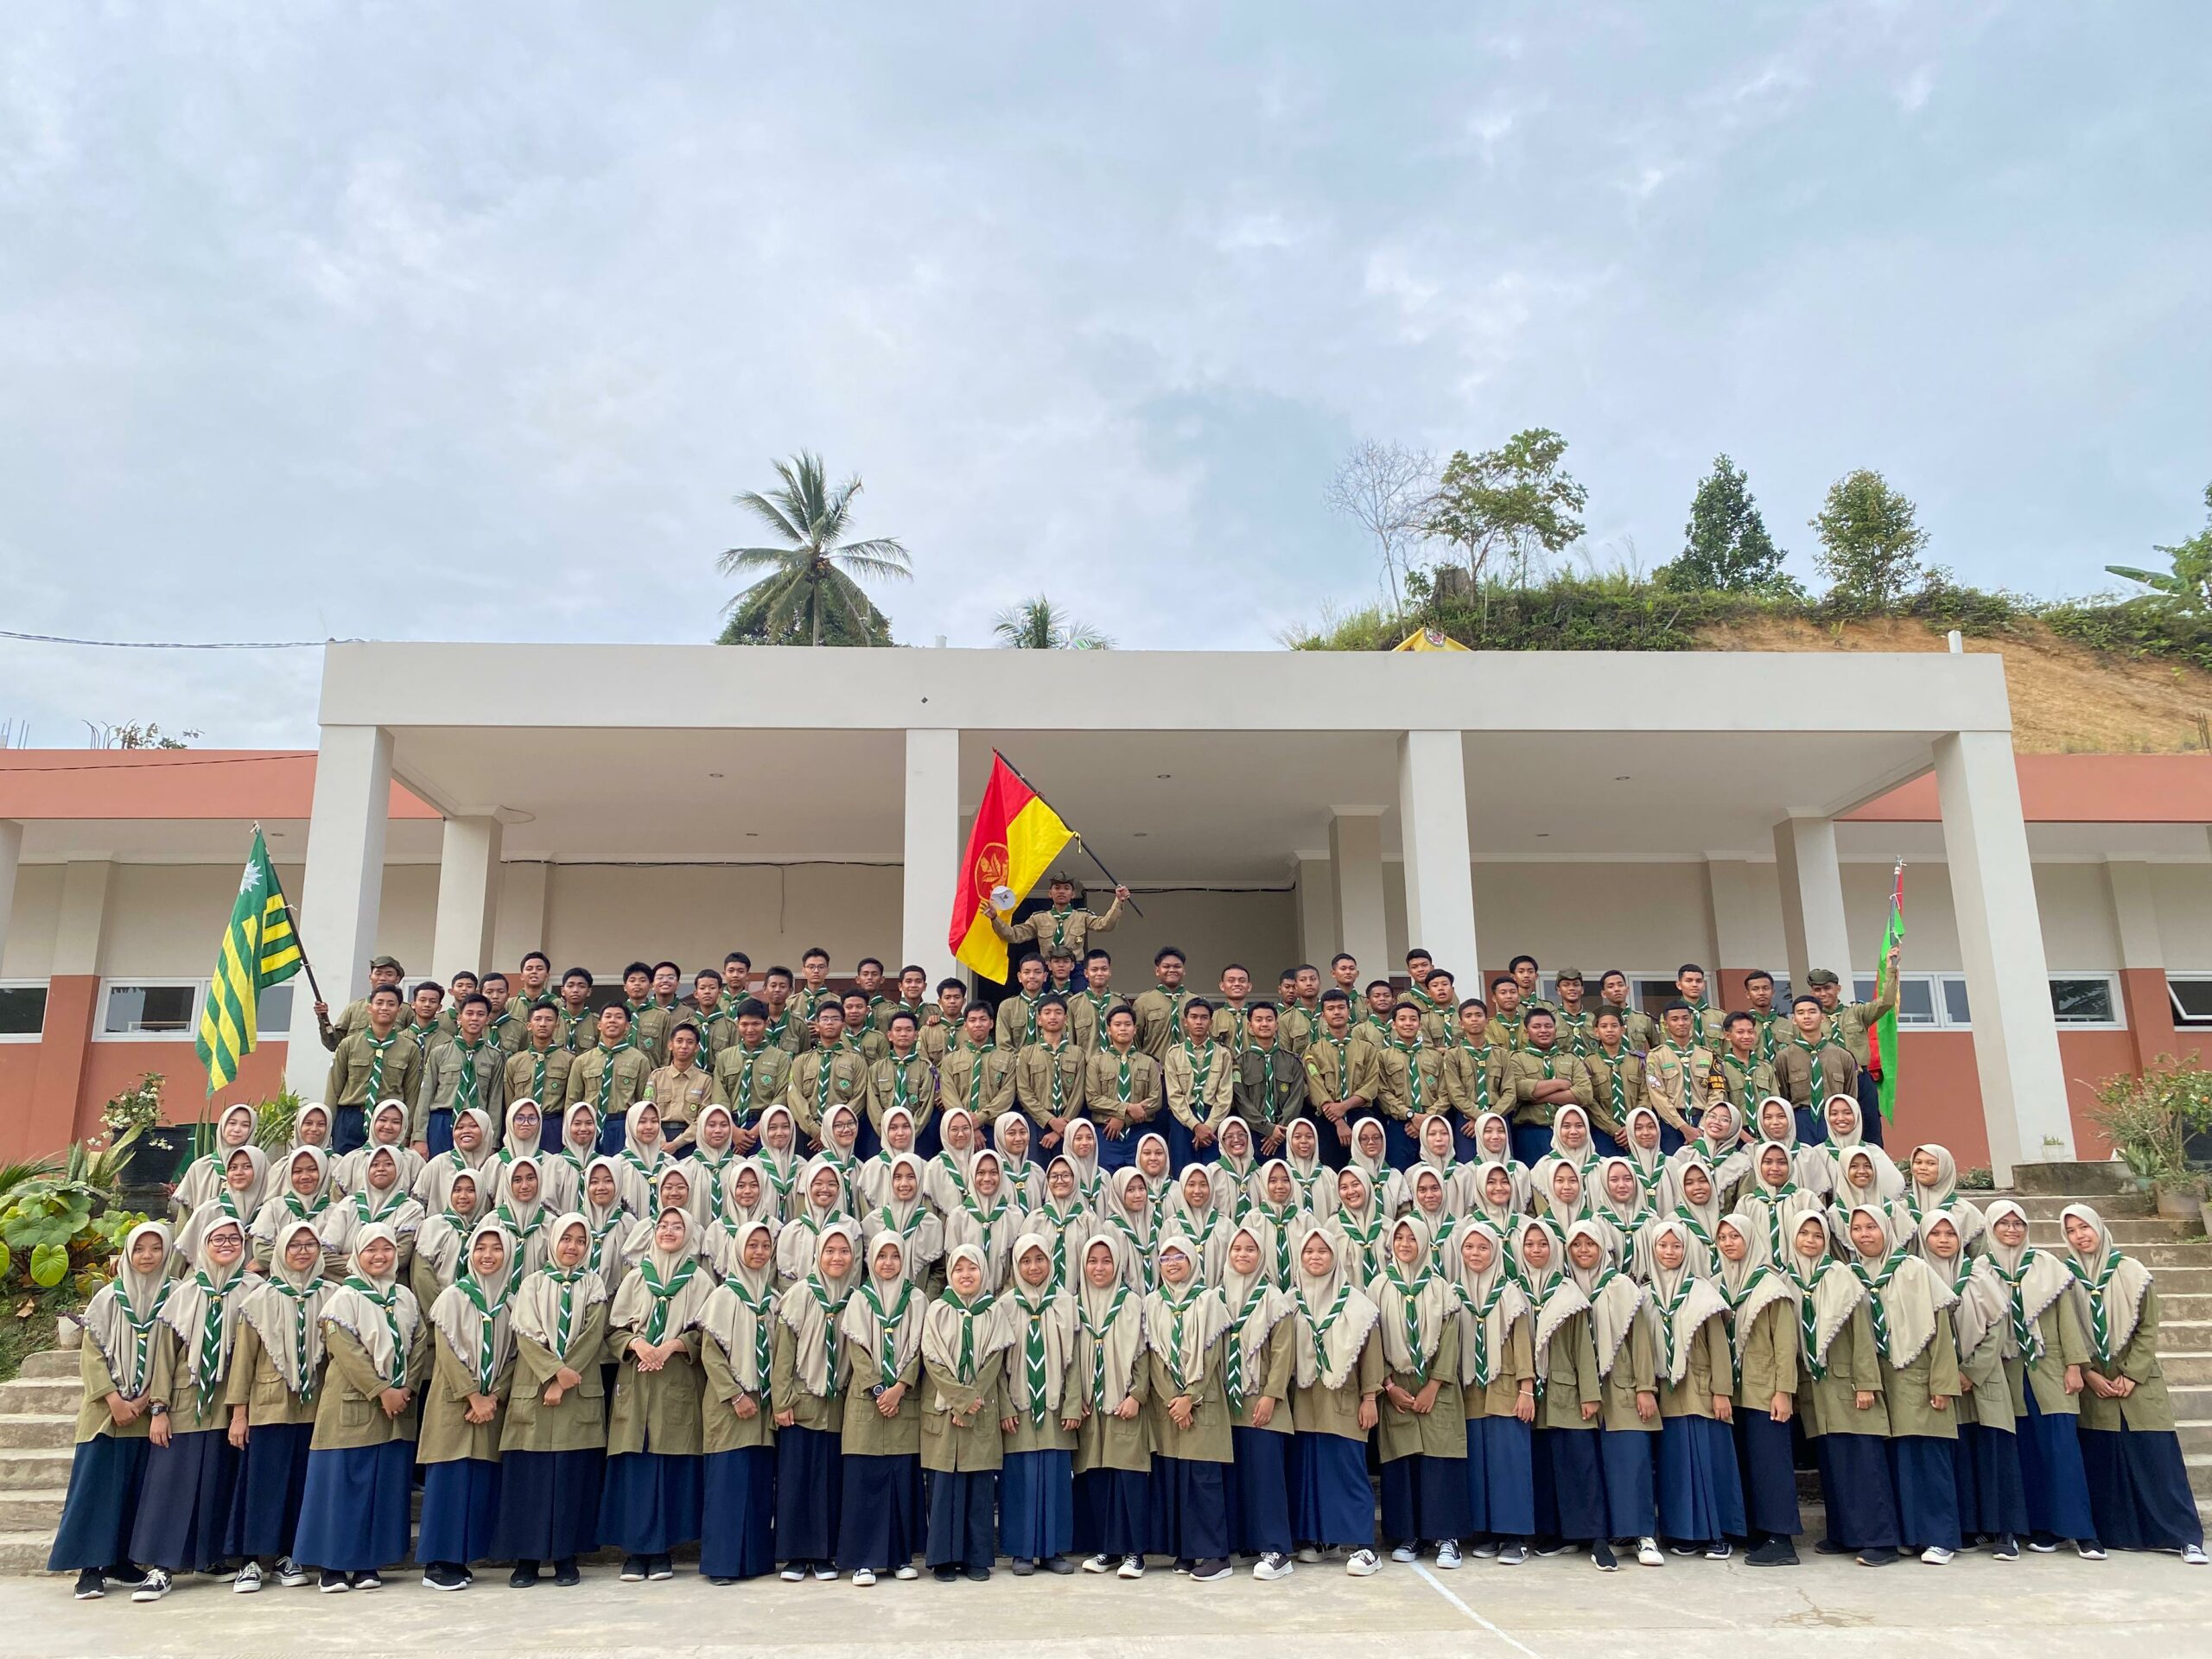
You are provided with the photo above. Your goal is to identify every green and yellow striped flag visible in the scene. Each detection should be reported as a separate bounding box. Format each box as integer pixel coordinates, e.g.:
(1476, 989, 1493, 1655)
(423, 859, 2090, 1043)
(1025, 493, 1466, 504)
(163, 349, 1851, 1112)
(196, 827, 304, 1095)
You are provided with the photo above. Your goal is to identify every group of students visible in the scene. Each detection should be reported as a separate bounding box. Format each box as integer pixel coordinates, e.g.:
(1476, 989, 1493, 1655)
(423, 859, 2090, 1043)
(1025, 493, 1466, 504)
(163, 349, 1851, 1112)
(47, 1015, 2207, 1603)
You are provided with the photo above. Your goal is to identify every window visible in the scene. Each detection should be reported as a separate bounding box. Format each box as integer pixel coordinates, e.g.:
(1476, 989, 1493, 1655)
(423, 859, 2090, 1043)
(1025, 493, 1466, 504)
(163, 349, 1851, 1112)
(2050, 974, 2121, 1027)
(100, 981, 201, 1038)
(256, 983, 295, 1031)
(0, 982, 48, 1040)
(1853, 971, 1969, 1029)
(2169, 976, 2212, 1028)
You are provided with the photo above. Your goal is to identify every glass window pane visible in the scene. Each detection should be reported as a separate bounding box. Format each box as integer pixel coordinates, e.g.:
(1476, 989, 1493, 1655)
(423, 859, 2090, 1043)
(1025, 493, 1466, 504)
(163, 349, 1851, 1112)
(1634, 980, 1675, 1017)
(1896, 978, 1936, 1025)
(104, 984, 197, 1034)
(0, 986, 47, 1036)
(2168, 978, 2212, 1026)
(255, 983, 294, 1030)
(2050, 977, 2116, 1024)
(1942, 976, 1973, 1025)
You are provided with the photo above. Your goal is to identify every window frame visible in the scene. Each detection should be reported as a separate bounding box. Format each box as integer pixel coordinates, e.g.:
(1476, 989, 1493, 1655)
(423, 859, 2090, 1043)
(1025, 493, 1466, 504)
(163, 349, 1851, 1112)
(2169, 973, 2212, 1029)
(0, 979, 49, 1043)
(95, 977, 206, 1041)
(2046, 969, 2126, 1030)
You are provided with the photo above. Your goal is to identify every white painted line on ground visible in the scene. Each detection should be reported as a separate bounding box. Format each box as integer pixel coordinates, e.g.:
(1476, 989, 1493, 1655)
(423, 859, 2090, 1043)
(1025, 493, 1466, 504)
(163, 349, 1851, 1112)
(1408, 1562, 1542, 1659)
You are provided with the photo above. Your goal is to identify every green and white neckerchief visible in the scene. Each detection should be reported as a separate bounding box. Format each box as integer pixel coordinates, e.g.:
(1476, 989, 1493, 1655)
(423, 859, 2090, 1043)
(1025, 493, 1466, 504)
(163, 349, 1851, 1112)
(1670, 1203, 1716, 1258)
(1653, 1271, 1700, 1367)
(1224, 1282, 1269, 1412)
(1043, 1039, 1074, 1116)
(762, 1009, 792, 1049)
(1179, 1039, 1217, 1120)
(495, 1202, 544, 1254)
(1753, 1185, 1801, 1262)
(1556, 1010, 1593, 1057)
(732, 1277, 775, 1383)
(940, 1288, 995, 1382)
(2065, 1247, 2126, 1366)
(1457, 1039, 1497, 1112)
(216, 1182, 254, 1223)
(594, 1042, 630, 1116)
(1719, 1053, 1759, 1113)
(1008, 993, 1042, 1047)
(1107, 1046, 1140, 1109)
(1715, 1263, 1772, 1392)
(694, 1149, 735, 1220)
(1249, 1042, 1287, 1122)
(889, 1053, 919, 1116)
(1081, 988, 1116, 1034)
(963, 1041, 997, 1114)
(1255, 1204, 1299, 1281)
(1989, 1252, 2048, 1362)
(633, 1254, 698, 1344)
(264, 1274, 321, 1402)
(1389, 1039, 1427, 1115)
(557, 1007, 594, 1050)
(1156, 1284, 1205, 1396)
(1296, 1282, 1351, 1382)
(859, 1278, 915, 1388)
(1039, 906, 1078, 953)
(454, 1271, 510, 1392)
(1105, 1212, 1155, 1291)
(727, 1043, 772, 1118)
(280, 1185, 330, 1223)
(1081, 1285, 1131, 1408)
(1313, 1033, 1354, 1102)
(1783, 1260, 1828, 1381)
(451, 1035, 494, 1113)
(542, 1267, 593, 1360)
(625, 999, 658, 1053)
(1455, 1274, 1510, 1389)
(1382, 1262, 1436, 1375)
(1849, 1244, 1908, 1359)
(1337, 1209, 1388, 1282)
(811, 1050, 841, 1118)
(804, 1276, 849, 1390)
(357, 1029, 399, 1103)
(962, 1192, 1014, 1265)
(345, 1274, 409, 1389)
(524, 1042, 556, 1103)
(1790, 1039, 1825, 1100)
(1595, 1048, 1631, 1120)
(1017, 1296, 1054, 1421)
(111, 1275, 173, 1395)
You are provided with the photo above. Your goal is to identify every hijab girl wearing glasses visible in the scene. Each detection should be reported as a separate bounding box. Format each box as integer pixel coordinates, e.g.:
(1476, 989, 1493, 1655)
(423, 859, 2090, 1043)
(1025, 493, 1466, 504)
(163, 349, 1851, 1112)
(1142, 1236, 1235, 1582)
(1000, 1233, 1083, 1575)
(598, 1206, 713, 1583)
(1920, 1210, 2028, 1558)
(227, 1219, 331, 1593)
(415, 1220, 517, 1591)
(771, 1220, 861, 1580)
(695, 1218, 779, 1585)
(835, 1233, 927, 1585)
(922, 1242, 1015, 1581)
(1980, 1198, 2100, 1554)
(1641, 1217, 1745, 1560)
(1071, 1233, 1152, 1580)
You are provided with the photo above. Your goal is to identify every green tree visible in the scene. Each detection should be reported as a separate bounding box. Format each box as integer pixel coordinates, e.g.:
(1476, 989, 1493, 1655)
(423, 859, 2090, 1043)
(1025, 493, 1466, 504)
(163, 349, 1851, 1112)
(1810, 468, 1928, 608)
(1657, 454, 1784, 591)
(1421, 428, 1587, 590)
(715, 452, 911, 646)
(2107, 482, 2212, 613)
(992, 594, 1113, 650)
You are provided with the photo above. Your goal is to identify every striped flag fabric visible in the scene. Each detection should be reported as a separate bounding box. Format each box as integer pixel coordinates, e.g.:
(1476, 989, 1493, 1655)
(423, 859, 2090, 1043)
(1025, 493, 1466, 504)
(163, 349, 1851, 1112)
(1872, 862, 1905, 1121)
(948, 753, 1076, 982)
(195, 827, 304, 1095)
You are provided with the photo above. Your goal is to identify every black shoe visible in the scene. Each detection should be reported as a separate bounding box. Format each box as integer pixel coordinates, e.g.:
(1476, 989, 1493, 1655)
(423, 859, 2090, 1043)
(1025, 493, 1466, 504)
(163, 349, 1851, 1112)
(1993, 1534, 2019, 1561)
(1192, 1557, 1231, 1583)
(963, 1565, 991, 1582)
(1814, 1538, 1850, 1555)
(73, 1569, 105, 1600)
(1856, 1546, 1899, 1567)
(423, 1561, 467, 1592)
(1044, 1554, 1077, 1574)
(1745, 1538, 1799, 1567)
(1591, 1541, 1618, 1572)
(933, 1564, 960, 1582)
(509, 1561, 541, 1588)
(620, 1555, 647, 1583)
(317, 1569, 350, 1593)
(553, 1559, 582, 1587)
(1009, 1558, 1036, 1576)
(105, 1562, 149, 1589)
(708, 1574, 739, 1585)
(354, 1570, 385, 1591)
(647, 1554, 675, 1581)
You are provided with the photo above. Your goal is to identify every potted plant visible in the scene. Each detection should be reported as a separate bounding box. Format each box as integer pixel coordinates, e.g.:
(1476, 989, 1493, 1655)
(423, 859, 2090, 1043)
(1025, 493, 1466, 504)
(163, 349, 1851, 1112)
(2092, 1058, 2212, 1226)
(100, 1074, 186, 1189)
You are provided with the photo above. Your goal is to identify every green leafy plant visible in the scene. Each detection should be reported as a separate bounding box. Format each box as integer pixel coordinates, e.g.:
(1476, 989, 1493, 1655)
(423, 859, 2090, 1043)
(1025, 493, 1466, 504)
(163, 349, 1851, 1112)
(2091, 1057, 2212, 1191)
(252, 1090, 303, 1150)
(100, 1074, 166, 1140)
(1957, 1166, 1995, 1192)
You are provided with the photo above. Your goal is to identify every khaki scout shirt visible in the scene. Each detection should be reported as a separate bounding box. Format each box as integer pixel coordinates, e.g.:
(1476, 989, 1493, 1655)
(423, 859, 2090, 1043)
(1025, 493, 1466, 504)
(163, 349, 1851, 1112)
(1503, 1045, 1594, 1128)
(992, 898, 1124, 961)
(1642, 1041, 1715, 1135)
(711, 1041, 795, 1122)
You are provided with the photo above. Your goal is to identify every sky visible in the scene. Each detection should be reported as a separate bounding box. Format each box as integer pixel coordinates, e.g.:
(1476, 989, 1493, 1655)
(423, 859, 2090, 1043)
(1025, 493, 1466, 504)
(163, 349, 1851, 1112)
(2, 2, 2207, 747)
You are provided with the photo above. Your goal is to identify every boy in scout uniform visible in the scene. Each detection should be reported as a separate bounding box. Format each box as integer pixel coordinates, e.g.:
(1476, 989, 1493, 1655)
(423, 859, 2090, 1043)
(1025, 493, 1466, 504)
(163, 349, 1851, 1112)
(995, 954, 1052, 1052)
(682, 969, 736, 1058)
(415, 992, 506, 1156)
(1807, 945, 1901, 1147)
(1595, 969, 1658, 1054)
(1039, 946, 1098, 1049)
(1208, 964, 1257, 1054)
(510, 950, 556, 1020)
(1353, 981, 1398, 1049)
(1713, 1011, 1781, 1127)
(1738, 969, 1788, 1064)
(620, 962, 671, 1063)
(1132, 947, 1193, 1060)
(404, 982, 446, 1062)
(920, 979, 967, 1065)
(1549, 969, 1596, 1056)
(989, 871, 1131, 968)
(1234, 1002, 1307, 1157)
(315, 953, 406, 1051)
(1442, 998, 1506, 1146)
(1502, 1008, 1593, 1166)
(1673, 963, 1726, 1049)
(1484, 976, 1527, 1052)
(1641, 1000, 1714, 1141)
(1580, 1008, 1647, 1147)
(851, 957, 892, 1032)
(1272, 970, 1314, 1055)
(939, 1002, 1016, 1131)
(877, 964, 938, 1036)
(760, 966, 807, 1054)
(1407, 966, 1456, 1046)
(1014, 994, 1088, 1150)
(716, 950, 753, 1011)
(505, 1003, 576, 1123)
(1302, 990, 1379, 1167)
(1773, 995, 1859, 1143)
(645, 1021, 716, 1148)
(1086, 1003, 1163, 1168)
(786, 947, 839, 1035)
(840, 992, 890, 1065)
(867, 1009, 940, 1150)
(563, 1002, 653, 1155)
(480, 972, 527, 1053)
(434, 971, 480, 1040)
(323, 984, 423, 1154)
(1370, 1001, 1449, 1167)
(1071, 950, 1122, 1052)
(1507, 955, 1551, 1016)
(556, 969, 600, 1053)
(1163, 998, 1234, 1165)
(710, 1000, 795, 1143)
(786, 1001, 870, 1146)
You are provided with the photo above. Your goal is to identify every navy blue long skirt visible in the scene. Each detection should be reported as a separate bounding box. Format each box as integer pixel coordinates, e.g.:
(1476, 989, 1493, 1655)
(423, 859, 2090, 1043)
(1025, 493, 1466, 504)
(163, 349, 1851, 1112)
(489, 1447, 604, 1563)
(1465, 1415, 1535, 1536)
(1597, 1425, 1656, 1540)
(1732, 1412, 1802, 1539)
(1953, 1422, 2028, 1539)
(699, 1446, 776, 1580)
(596, 1451, 702, 1554)
(1380, 1452, 1471, 1544)
(416, 1457, 501, 1565)
(1225, 1427, 1292, 1555)
(1814, 1433, 1898, 1550)
(1289, 1433, 1371, 1548)
(1656, 1414, 1745, 1545)
(595, 1115, 626, 1157)
(295, 1440, 415, 1571)
(1072, 1466, 1149, 1556)
(130, 1427, 241, 1573)
(1147, 1455, 1230, 1560)
(2082, 1422, 2204, 1552)
(1529, 1425, 1561, 1537)
(1890, 1436, 1961, 1551)
(48, 1435, 149, 1571)
(226, 1421, 313, 1560)
(927, 1468, 998, 1571)
(2017, 1388, 2097, 1542)
(1000, 1448, 1074, 1560)
(774, 1426, 842, 1565)
(836, 1451, 920, 1572)
(332, 1107, 367, 1155)
(1545, 1428, 1606, 1541)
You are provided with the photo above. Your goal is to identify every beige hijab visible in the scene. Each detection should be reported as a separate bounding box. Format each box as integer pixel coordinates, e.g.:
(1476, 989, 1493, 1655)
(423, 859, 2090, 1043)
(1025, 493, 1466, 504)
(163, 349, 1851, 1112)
(1515, 1216, 1588, 1380)
(842, 1233, 927, 1389)
(1446, 1218, 1529, 1390)
(1564, 1218, 1645, 1379)
(1072, 1232, 1147, 1412)
(696, 1220, 779, 1394)
(161, 1211, 251, 1390)
(1846, 1203, 1954, 1369)
(1002, 1234, 1077, 1421)
(81, 1220, 175, 1397)
(608, 1209, 715, 1344)
(1979, 1198, 2073, 1362)
(1640, 1217, 1730, 1386)
(1143, 1234, 1230, 1393)
(1217, 1221, 1292, 1403)
(321, 1223, 423, 1387)
(1370, 1215, 1451, 1373)
(512, 1214, 613, 1368)
(777, 1219, 861, 1396)
(240, 1218, 331, 1397)
(429, 1219, 518, 1393)
(1289, 1222, 1382, 1390)
(920, 1243, 1014, 1384)
(1711, 1213, 1796, 1373)
(2060, 1202, 2152, 1368)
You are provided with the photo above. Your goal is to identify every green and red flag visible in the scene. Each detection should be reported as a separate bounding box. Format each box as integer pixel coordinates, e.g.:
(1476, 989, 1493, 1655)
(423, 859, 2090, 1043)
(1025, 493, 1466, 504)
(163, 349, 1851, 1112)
(1872, 861, 1905, 1121)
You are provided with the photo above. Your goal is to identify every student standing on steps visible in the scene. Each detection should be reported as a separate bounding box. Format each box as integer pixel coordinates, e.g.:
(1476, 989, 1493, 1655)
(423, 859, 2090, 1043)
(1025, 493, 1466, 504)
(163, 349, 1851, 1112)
(493, 1213, 612, 1588)
(226, 1219, 330, 1594)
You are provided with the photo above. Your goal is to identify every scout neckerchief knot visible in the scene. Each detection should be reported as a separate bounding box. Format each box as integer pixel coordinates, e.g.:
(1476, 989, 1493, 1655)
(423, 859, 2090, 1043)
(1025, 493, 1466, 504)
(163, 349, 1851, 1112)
(861, 1276, 916, 1389)
(635, 1253, 698, 1344)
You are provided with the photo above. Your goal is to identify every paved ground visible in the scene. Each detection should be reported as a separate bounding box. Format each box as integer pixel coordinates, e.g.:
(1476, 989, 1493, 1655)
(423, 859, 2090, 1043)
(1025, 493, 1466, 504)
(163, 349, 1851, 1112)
(7, 1549, 2208, 1659)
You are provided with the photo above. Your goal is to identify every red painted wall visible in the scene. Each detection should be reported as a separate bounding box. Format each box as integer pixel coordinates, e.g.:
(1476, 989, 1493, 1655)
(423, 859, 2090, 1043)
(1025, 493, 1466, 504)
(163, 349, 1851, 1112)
(0, 1016, 290, 1164)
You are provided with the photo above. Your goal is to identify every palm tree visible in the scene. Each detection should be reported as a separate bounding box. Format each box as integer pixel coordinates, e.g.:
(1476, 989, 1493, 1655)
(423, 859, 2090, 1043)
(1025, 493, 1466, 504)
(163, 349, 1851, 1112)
(992, 594, 1114, 650)
(717, 453, 912, 646)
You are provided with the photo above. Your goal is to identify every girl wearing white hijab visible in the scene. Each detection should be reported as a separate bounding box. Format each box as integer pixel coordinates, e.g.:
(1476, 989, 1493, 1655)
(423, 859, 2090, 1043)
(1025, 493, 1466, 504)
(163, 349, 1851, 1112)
(1402, 1113, 1470, 1214)
(542, 1103, 603, 1213)
(334, 1101, 423, 1198)
(493, 1213, 613, 1587)
(170, 1103, 259, 1219)
(925, 1106, 979, 1217)
(777, 1158, 856, 1283)
(289, 1103, 334, 1162)
(861, 1153, 946, 1287)
(319, 1146, 423, 1280)
(600, 1206, 713, 1582)
(1532, 1105, 1602, 1198)
(611, 1103, 673, 1217)
(50, 1221, 175, 1599)
(1099, 1166, 1160, 1292)
(1905, 1143, 1986, 1252)
(128, 1212, 250, 1597)
(2061, 1204, 2206, 1560)
(493, 1097, 547, 1172)
(1781, 1210, 1901, 1567)
(834, 1234, 927, 1584)
(251, 1147, 335, 1270)
(1282, 1117, 1336, 1218)
(1669, 1100, 1748, 1205)
(753, 1105, 805, 1220)
(1070, 1233, 1150, 1580)
(1843, 1203, 1962, 1562)
(992, 1112, 1046, 1215)
(686, 1104, 744, 1224)
(1019, 1155, 1096, 1294)
(921, 1243, 1015, 1580)
(1285, 1223, 1382, 1575)
(818, 1103, 867, 1210)
(1161, 1164, 1231, 1284)
(417, 1219, 517, 1589)
(1218, 1219, 1296, 1578)
(295, 1223, 428, 1590)
(1325, 1166, 1390, 1287)
(1920, 1210, 2028, 1557)
(1447, 1219, 1535, 1561)
(696, 1218, 779, 1585)
(411, 1167, 487, 1314)
(1059, 1116, 1106, 1213)
(771, 1219, 860, 1580)
(860, 1105, 921, 1211)
(1564, 1219, 1662, 1568)
(1000, 1233, 1082, 1575)
(1710, 1213, 1802, 1565)
(230, 1218, 331, 1590)
(1642, 1217, 1743, 1557)
(1980, 1198, 2099, 1554)
(1141, 1236, 1235, 1580)
(942, 1148, 1021, 1290)
(1211, 1116, 1260, 1215)
(1370, 1215, 1469, 1566)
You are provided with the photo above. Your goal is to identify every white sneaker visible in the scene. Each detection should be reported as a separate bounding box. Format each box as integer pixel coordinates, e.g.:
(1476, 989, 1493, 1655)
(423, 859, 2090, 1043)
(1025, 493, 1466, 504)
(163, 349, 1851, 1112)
(1637, 1537, 1664, 1567)
(1389, 1542, 1420, 1564)
(893, 1563, 919, 1580)
(1252, 1552, 1294, 1580)
(2184, 1544, 2207, 1566)
(1920, 1546, 1955, 1566)
(1082, 1554, 1113, 1573)
(1346, 1548, 1380, 1577)
(1434, 1540, 1462, 1569)
(1117, 1554, 1145, 1580)
(232, 1561, 263, 1594)
(1294, 1545, 1323, 1564)
(851, 1567, 875, 1586)
(132, 1568, 173, 1603)
(274, 1557, 309, 1588)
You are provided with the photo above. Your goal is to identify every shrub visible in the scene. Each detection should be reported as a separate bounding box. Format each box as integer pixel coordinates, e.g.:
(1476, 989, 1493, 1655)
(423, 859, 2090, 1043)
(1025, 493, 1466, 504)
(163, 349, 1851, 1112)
(2091, 1057, 2212, 1189)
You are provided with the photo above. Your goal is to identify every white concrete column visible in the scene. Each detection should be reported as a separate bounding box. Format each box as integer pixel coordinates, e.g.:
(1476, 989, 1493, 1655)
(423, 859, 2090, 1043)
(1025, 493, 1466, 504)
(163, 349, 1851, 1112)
(1396, 730, 1480, 984)
(1328, 810, 1389, 987)
(51, 859, 112, 976)
(0, 819, 21, 975)
(901, 728, 962, 986)
(492, 861, 549, 973)
(2103, 860, 2164, 970)
(1294, 856, 1332, 967)
(1936, 730, 2072, 1178)
(429, 815, 503, 983)
(285, 725, 393, 1093)
(1773, 815, 1852, 990)
(1703, 856, 1760, 977)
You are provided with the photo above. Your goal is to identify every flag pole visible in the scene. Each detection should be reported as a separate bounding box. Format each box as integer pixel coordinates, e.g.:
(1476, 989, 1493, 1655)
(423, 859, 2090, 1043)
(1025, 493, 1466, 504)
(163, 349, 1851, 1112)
(990, 750, 1146, 918)
(257, 821, 327, 1008)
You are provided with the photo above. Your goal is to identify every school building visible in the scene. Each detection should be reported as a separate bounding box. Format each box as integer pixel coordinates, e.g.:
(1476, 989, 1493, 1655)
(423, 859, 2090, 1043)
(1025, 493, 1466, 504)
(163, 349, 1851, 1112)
(3, 641, 2209, 1176)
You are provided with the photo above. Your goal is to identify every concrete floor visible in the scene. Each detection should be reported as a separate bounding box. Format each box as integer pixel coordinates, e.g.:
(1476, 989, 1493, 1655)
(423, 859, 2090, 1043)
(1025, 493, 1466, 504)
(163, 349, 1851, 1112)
(9, 1550, 2209, 1659)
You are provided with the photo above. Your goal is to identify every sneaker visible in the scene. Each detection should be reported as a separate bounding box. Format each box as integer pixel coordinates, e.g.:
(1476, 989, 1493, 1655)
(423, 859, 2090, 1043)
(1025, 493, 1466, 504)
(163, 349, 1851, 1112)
(963, 1566, 991, 1583)
(317, 1570, 349, 1593)
(1252, 1552, 1294, 1581)
(2184, 1544, 2208, 1566)
(622, 1557, 650, 1584)
(1117, 1554, 1145, 1580)
(1044, 1556, 1076, 1575)
(132, 1568, 173, 1603)
(552, 1560, 582, 1587)
(1497, 1543, 1527, 1566)
(274, 1557, 309, 1589)
(1814, 1539, 1850, 1555)
(510, 1563, 542, 1588)
(1389, 1543, 1420, 1564)
(780, 1566, 807, 1582)
(423, 1562, 467, 1592)
(1592, 1541, 1618, 1572)
(1294, 1544, 1324, 1564)
(812, 1565, 838, 1582)
(1192, 1558, 1231, 1583)
(647, 1555, 675, 1582)
(1173, 1557, 1193, 1574)
(1992, 1535, 2018, 1562)
(73, 1569, 105, 1600)
(103, 1564, 149, 1589)
(707, 1575, 738, 1586)
(1083, 1554, 1114, 1573)
(1856, 1547, 1899, 1567)
(893, 1564, 919, 1580)
(1706, 1541, 1732, 1560)
(1009, 1559, 1035, 1577)
(1434, 1540, 1462, 1569)
(1345, 1548, 1380, 1577)
(1467, 1539, 1500, 1559)
(1637, 1537, 1664, 1567)
(1919, 1546, 1955, 1566)
(933, 1565, 959, 1582)
(1669, 1543, 1701, 1558)
(354, 1571, 384, 1592)
(2077, 1541, 2107, 1561)
(233, 1560, 264, 1593)
(1531, 1540, 1567, 1558)
(1746, 1538, 1799, 1567)
(851, 1568, 876, 1587)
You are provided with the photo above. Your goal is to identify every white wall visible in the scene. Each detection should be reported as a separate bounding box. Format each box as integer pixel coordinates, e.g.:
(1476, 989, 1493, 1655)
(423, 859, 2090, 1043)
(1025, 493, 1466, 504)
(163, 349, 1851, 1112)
(1, 864, 61, 979)
(2151, 864, 2212, 970)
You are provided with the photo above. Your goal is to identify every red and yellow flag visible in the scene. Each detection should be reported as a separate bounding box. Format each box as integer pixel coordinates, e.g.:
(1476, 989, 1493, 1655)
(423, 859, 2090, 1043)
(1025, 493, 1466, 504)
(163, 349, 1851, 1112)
(949, 754, 1076, 981)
